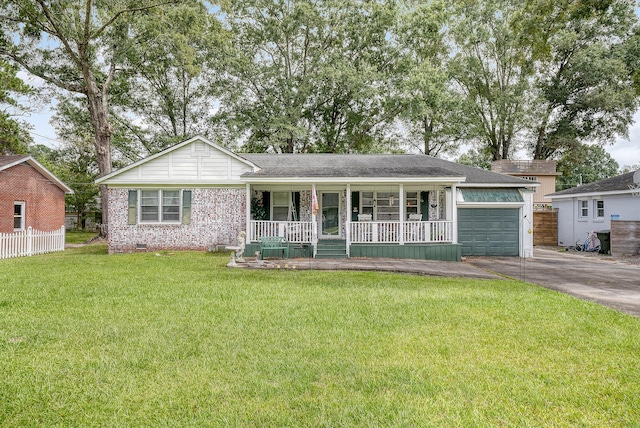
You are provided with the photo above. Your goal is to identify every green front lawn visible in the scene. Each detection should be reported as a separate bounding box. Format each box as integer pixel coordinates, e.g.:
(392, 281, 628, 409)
(1, 245, 639, 426)
(64, 230, 98, 244)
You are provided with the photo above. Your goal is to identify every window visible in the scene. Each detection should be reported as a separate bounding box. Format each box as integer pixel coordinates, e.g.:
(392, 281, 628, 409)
(594, 200, 605, 219)
(14, 202, 25, 231)
(579, 200, 588, 219)
(268, 191, 300, 221)
(272, 192, 290, 221)
(375, 192, 399, 221)
(139, 190, 184, 223)
(406, 192, 419, 218)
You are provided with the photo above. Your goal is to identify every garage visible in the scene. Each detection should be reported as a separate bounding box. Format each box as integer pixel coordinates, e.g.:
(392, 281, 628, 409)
(458, 208, 520, 256)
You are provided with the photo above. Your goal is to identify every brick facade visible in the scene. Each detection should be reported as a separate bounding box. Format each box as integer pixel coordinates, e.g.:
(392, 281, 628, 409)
(0, 163, 66, 233)
(107, 187, 246, 254)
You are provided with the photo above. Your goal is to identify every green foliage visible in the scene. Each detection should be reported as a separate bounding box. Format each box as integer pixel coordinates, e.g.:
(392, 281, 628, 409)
(0, 247, 639, 425)
(556, 144, 620, 190)
(524, 0, 640, 159)
(394, 0, 468, 157)
(113, 1, 227, 154)
(32, 101, 102, 230)
(456, 147, 493, 170)
(219, 0, 400, 153)
(0, 59, 33, 154)
(449, 0, 533, 161)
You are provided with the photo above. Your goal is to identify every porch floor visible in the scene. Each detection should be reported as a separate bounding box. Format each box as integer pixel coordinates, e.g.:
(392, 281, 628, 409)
(234, 257, 499, 280)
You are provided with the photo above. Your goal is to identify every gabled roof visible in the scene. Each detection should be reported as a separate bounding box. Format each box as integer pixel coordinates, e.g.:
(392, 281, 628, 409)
(0, 155, 73, 193)
(241, 153, 533, 186)
(96, 136, 258, 184)
(547, 170, 640, 199)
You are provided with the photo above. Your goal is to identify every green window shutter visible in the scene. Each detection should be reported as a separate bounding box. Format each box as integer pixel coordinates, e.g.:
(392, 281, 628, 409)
(182, 190, 192, 225)
(262, 191, 271, 221)
(420, 191, 430, 219)
(351, 191, 360, 221)
(293, 191, 301, 221)
(128, 190, 137, 225)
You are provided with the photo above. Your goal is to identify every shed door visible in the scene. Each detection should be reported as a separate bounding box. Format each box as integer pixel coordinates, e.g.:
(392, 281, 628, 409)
(458, 208, 520, 256)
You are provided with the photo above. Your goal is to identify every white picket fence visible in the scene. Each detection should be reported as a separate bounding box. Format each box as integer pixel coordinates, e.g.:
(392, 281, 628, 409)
(0, 226, 66, 260)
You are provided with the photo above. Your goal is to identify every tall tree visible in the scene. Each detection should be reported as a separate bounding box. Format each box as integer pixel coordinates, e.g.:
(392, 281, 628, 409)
(395, 0, 467, 157)
(523, 0, 639, 160)
(0, 59, 32, 154)
(114, 1, 226, 152)
(218, 0, 399, 154)
(0, 0, 178, 234)
(449, 0, 533, 161)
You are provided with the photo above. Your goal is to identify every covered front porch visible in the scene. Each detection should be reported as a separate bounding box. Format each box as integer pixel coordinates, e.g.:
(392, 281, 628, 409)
(243, 182, 462, 260)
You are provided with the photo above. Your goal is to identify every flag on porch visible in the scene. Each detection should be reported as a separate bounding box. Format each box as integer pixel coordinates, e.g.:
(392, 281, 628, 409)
(312, 184, 319, 216)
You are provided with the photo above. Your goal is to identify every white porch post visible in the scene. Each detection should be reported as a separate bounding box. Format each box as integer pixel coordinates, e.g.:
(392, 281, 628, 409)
(312, 183, 318, 257)
(522, 190, 534, 258)
(346, 183, 351, 257)
(399, 184, 404, 245)
(450, 185, 458, 244)
(245, 183, 251, 240)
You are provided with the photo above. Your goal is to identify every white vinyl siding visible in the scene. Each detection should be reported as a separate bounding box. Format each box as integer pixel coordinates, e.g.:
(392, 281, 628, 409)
(106, 140, 253, 184)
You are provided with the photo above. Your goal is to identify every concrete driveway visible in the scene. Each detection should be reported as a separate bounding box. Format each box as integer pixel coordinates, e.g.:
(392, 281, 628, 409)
(467, 248, 640, 318)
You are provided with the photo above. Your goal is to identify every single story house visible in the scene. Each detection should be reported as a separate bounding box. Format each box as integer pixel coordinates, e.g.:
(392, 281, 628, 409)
(96, 136, 537, 260)
(547, 169, 640, 247)
(0, 155, 73, 233)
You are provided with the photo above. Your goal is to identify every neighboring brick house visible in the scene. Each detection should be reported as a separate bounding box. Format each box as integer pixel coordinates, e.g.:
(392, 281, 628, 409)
(0, 155, 73, 234)
(97, 136, 536, 259)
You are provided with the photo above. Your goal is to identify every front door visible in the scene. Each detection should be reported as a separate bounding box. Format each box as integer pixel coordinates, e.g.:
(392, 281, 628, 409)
(321, 192, 340, 238)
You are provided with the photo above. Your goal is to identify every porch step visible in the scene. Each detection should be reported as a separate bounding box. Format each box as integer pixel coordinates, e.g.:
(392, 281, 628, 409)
(315, 240, 348, 259)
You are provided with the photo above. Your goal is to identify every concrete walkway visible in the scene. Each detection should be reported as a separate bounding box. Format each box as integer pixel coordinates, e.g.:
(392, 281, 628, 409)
(244, 257, 501, 280)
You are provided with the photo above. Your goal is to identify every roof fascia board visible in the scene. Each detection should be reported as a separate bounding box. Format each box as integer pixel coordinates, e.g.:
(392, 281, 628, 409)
(106, 183, 246, 189)
(457, 182, 539, 188)
(548, 189, 637, 199)
(241, 176, 466, 184)
(96, 136, 259, 184)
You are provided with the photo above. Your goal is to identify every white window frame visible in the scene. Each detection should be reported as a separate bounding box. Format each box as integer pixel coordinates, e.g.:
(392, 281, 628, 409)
(139, 190, 182, 224)
(14, 201, 25, 231)
(271, 191, 290, 221)
(578, 200, 589, 219)
(594, 199, 605, 220)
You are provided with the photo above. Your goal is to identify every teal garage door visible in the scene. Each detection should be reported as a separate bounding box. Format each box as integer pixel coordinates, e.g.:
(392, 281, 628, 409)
(458, 208, 520, 256)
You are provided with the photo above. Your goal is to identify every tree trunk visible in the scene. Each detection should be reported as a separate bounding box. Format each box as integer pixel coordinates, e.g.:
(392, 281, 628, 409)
(85, 77, 113, 238)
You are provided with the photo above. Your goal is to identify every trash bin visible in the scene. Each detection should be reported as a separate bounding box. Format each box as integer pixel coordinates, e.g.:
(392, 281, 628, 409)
(596, 230, 610, 255)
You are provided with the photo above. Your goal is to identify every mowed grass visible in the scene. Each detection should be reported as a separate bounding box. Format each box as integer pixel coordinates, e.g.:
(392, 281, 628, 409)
(64, 230, 98, 244)
(1, 245, 639, 427)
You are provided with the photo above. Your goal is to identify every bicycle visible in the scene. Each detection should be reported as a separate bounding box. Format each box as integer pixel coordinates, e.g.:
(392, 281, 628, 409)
(574, 231, 601, 252)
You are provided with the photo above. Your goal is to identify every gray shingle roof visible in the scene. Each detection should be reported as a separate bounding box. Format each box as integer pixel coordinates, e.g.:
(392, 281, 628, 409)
(548, 170, 639, 197)
(241, 154, 530, 184)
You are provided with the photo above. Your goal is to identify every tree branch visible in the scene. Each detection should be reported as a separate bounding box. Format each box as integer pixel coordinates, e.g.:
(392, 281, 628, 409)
(90, 0, 180, 40)
(34, 0, 82, 68)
